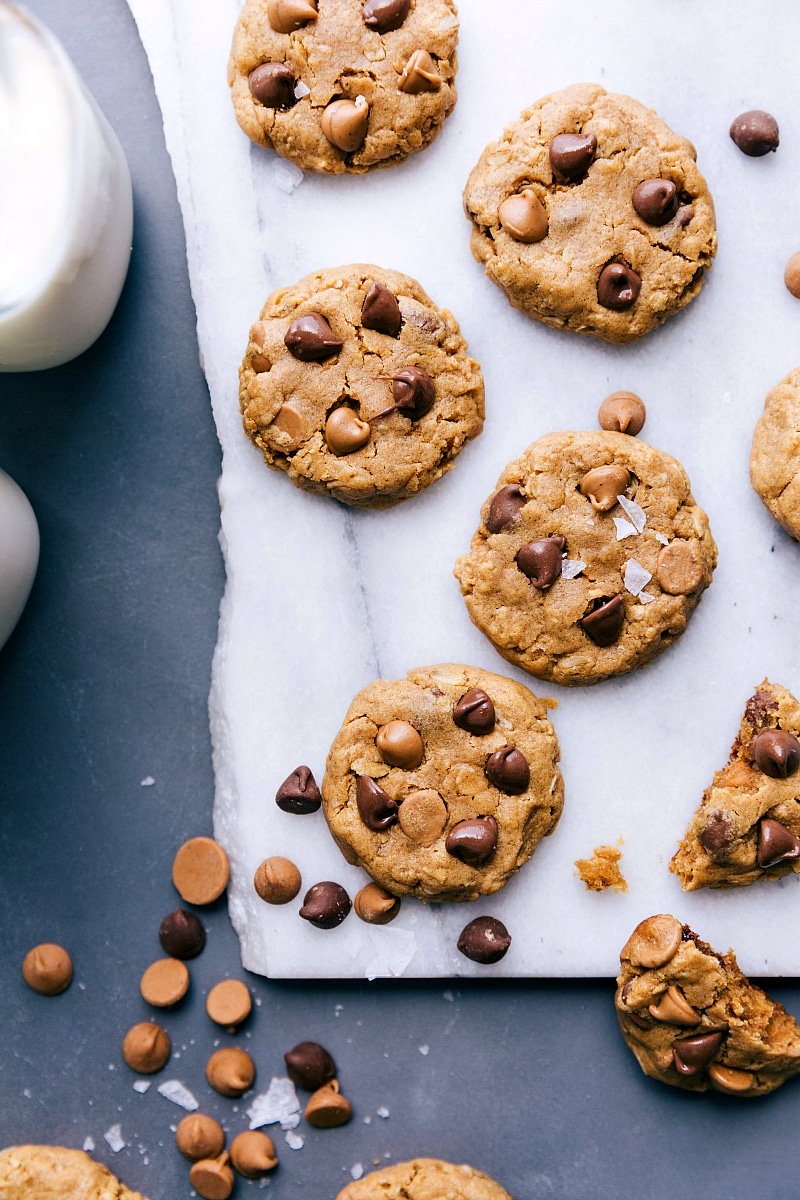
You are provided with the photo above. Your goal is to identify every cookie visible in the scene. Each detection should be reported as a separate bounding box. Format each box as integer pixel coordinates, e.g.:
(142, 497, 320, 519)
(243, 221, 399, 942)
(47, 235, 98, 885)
(240, 264, 484, 508)
(616, 915, 800, 1097)
(454, 431, 717, 686)
(335, 1158, 512, 1200)
(750, 366, 800, 540)
(0, 1146, 147, 1200)
(463, 83, 717, 344)
(321, 663, 563, 902)
(670, 681, 800, 890)
(228, 0, 458, 174)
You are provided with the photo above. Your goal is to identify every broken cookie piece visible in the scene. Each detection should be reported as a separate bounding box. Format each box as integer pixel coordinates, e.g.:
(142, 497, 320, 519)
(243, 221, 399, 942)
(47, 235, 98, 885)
(575, 842, 627, 892)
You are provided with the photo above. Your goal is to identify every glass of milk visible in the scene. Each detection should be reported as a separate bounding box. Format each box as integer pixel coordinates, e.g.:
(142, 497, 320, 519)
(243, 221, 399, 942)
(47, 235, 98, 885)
(0, 2, 133, 371)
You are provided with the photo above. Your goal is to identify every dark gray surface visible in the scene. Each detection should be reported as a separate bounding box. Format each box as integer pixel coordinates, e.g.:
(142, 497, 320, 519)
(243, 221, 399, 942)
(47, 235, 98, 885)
(1, 4, 799, 1198)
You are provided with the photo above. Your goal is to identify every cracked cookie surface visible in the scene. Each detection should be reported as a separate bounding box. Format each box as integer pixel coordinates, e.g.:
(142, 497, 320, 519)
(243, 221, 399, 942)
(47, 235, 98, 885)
(321, 663, 563, 902)
(239, 264, 484, 508)
(463, 83, 717, 343)
(229, 0, 458, 174)
(454, 431, 717, 687)
(750, 366, 800, 540)
(616, 915, 800, 1097)
(0, 1146, 147, 1200)
(335, 1157, 512, 1199)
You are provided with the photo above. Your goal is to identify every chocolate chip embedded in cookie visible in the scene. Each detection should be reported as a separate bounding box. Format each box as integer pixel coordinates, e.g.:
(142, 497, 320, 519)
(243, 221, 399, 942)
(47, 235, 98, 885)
(335, 1158, 512, 1200)
(0, 1146, 149, 1200)
(239, 265, 484, 508)
(616, 915, 800, 1096)
(228, 0, 458, 174)
(454, 430, 717, 687)
(463, 83, 717, 344)
(750, 366, 800, 539)
(321, 663, 563, 902)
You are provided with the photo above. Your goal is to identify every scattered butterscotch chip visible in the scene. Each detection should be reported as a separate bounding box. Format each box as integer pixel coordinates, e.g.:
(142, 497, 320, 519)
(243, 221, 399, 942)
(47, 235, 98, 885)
(230, 1130, 278, 1178)
(598, 391, 646, 436)
(172, 836, 230, 906)
(21, 943, 73, 996)
(253, 856, 302, 904)
(354, 882, 401, 925)
(140, 957, 190, 1008)
(176, 1113, 226, 1162)
(784, 251, 800, 300)
(304, 1078, 352, 1128)
(190, 1154, 235, 1200)
(575, 843, 628, 893)
(122, 1021, 171, 1074)
(206, 1046, 256, 1097)
(206, 979, 252, 1028)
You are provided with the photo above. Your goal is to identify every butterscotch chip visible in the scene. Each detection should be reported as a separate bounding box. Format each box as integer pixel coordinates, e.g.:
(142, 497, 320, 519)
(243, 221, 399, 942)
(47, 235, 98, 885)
(230, 1131, 278, 1178)
(304, 1079, 352, 1128)
(176, 1113, 226, 1162)
(172, 836, 230, 906)
(206, 979, 252, 1028)
(397, 789, 447, 844)
(122, 1022, 171, 1074)
(139, 957, 189, 1008)
(354, 882, 401, 925)
(335, 1159, 512, 1200)
(622, 915, 682, 970)
(21, 943, 72, 996)
(253, 856, 302, 904)
(206, 1047, 256, 1097)
(189, 1155, 234, 1200)
(656, 540, 705, 595)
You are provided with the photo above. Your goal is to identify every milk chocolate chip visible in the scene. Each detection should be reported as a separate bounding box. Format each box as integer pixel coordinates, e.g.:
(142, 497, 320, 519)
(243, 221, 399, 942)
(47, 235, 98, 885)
(122, 1022, 171, 1074)
(445, 816, 498, 866)
(284, 313, 342, 361)
(284, 1041, 336, 1090)
(485, 747, 530, 794)
(206, 1047, 256, 1097)
(498, 189, 548, 243)
(457, 916, 511, 964)
(549, 132, 597, 182)
(579, 465, 631, 512)
(623, 914, 683, 969)
(376, 719, 424, 768)
(361, 282, 402, 336)
(267, 0, 317, 34)
(354, 882, 401, 924)
(390, 367, 435, 419)
(159, 910, 206, 960)
(752, 729, 800, 778)
(230, 1131, 278, 1178)
(363, 0, 410, 33)
(580, 595, 625, 646)
(398, 49, 441, 94)
(276, 765, 321, 813)
(21, 943, 73, 996)
(516, 537, 565, 589)
(632, 179, 679, 225)
(730, 110, 779, 156)
(598, 391, 646, 436)
(325, 407, 371, 456)
(486, 484, 525, 533)
(597, 263, 641, 310)
(321, 97, 370, 152)
(356, 776, 399, 831)
(757, 817, 800, 868)
(397, 789, 447, 844)
(672, 1031, 723, 1077)
(299, 882, 352, 929)
(453, 688, 495, 735)
(248, 63, 297, 110)
(176, 1114, 226, 1162)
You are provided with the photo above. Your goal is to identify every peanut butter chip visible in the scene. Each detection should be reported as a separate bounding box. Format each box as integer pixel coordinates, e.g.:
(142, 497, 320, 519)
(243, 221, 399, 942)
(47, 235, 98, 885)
(353, 882, 401, 924)
(230, 1131, 278, 1178)
(21, 943, 73, 995)
(251, 351, 270, 373)
(325, 407, 371, 456)
(579, 464, 631, 512)
(708, 1063, 755, 1094)
(656, 539, 704, 595)
(206, 979, 252, 1028)
(398, 49, 441, 94)
(321, 96, 370, 152)
(648, 985, 700, 1027)
(254, 856, 302, 904)
(176, 1113, 226, 1162)
(266, 0, 317, 34)
(206, 1047, 256, 1097)
(172, 836, 230, 906)
(140, 957, 190, 1008)
(304, 1079, 353, 1128)
(190, 1155, 235, 1200)
(624, 914, 683, 969)
(375, 720, 424, 768)
(272, 402, 305, 444)
(397, 789, 447, 844)
(598, 391, 646, 436)
(498, 189, 549, 244)
(122, 1021, 171, 1074)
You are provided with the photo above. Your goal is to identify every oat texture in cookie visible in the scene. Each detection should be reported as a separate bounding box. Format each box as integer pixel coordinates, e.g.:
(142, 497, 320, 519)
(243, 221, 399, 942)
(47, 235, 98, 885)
(239, 265, 484, 507)
(0, 1146, 148, 1200)
(750, 366, 800, 540)
(335, 1157, 512, 1200)
(454, 430, 717, 686)
(463, 83, 717, 344)
(228, 0, 458, 174)
(670, 680, 800, 890)
(616, 915, 800, 1097)
(321, 663, 563, 901)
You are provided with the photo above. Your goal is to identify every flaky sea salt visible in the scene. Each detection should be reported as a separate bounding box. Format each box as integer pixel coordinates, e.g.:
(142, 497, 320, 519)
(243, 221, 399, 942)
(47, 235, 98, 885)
(271, 159, 304, 194)
(104, 1124, 125, 1153)
(293, 80, 310, 99)
(624, 559, 653, 597)
(247, 1077, 300, 1130)
(133, 1080, 151, 1094)
(364, 928, 417, 980)
(655, 532, 669, 546)
(285, 1131, 304, 1150)
(82, 1137, 95, 1153)
(418, 1045, 430, 1056)
(639, 591, 656, 604)
(617, 494, 646, 533)
(351, 1164, 365, 1180)
(613, 517, 638, 541)
(377, 1105, 390, 1119)
(140, 775, 155, 787)
(561, 559, 586, 579)
(157, 1080, 199, 1111)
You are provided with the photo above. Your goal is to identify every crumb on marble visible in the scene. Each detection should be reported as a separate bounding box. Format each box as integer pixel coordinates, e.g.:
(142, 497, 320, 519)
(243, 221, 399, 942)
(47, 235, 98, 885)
(575, 842, 627, 893)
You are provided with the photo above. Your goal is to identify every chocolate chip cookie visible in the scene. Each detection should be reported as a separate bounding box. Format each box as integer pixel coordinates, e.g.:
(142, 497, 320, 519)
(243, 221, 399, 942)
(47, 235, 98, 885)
(454, 431, 717, 686)
(229, 0, 458, 174)
(321, 663, 563, 901)
(616, 915, 800, 1097)
(0, 1146, 147, 1200)
(240, 264, 484, 507)
(463, 83, 717, 343)
(335, 1158, 512, 1200)
(671, 681, 800, 890)
(750, 366, 800, 540)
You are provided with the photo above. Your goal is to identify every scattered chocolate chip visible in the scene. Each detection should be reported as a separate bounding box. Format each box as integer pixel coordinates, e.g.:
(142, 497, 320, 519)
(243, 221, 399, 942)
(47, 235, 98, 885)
(757, 817, 800, 868)
(354, 882, 401, 925)
(672, 1030, 723, 1076)
(159, 910, 206, 960)
(445, 816, 498, 866)
(266, 0, 318, 34)
(325, 406, 371, 456)
(398, 49, 441, 94)
(516, 536, 565, 590)
(275, 765, 322, 813)
(230, 1131, 278, 1178)
(453, 688, 496, 735)
(122, 1021, 171, 1074)
(190, 1155, 235, 1200)
(632, 179, 679, 226)
(698, 810, 735, 859)
(321, 96, 370, 152)
(598, 391, 646, 436)
(176, 1114, 226, 1162)
(597, 263, 641, 310)
(206, 1047, 256, 1097)
(579, 464, 631, 512)
(361, 282, 402, 336)
(299, 882, 351, 929)
(485, 747, 530, 794)
(785, 251, 800, 300)
(206, 979, 252, 1028)
(362, 0, 410, 33)
(305, 1079, 353, 1127)
(284, 313, 342, 361)
(356, 775, 399, 831)
(172, 836, 230, 906)
(486, 484, 525, 533)
(498, 189, 548, 243)
(21, 943, 73, 996)
(253, 856, 302, 904)
(457, 916, 511, 964)
(375, 719, 424, 769)
(623, 915, 683, 969)
(248, 63, 297, 109)
(730, 109, 779, 156)
(580, 595, 625, 647)
(391, 367, 435, 419)
(751, 729, 800, 778)
(549, 132, 597, 183)
(284, 1041, 336, 1090)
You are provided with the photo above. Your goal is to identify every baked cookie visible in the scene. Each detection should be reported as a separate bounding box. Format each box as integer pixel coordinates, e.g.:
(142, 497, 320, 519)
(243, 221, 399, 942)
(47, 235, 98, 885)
(321, 663, 563, 901)
(335, 1158, 512, 1200)
(454, 431, 717, 686)
(750, 366, 800, 539)
(0, 1146, 147, 1200)
(616, 915, 800, 1097)
(670, 681, 800, 890)
(463, 83, 717, 344)
(240, 264, 484, 508)
(228, 0, 458, 174)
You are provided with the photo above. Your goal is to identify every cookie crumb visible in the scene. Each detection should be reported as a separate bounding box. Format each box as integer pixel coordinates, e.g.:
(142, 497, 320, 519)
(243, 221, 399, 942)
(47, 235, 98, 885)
(575, 843, 628, 892)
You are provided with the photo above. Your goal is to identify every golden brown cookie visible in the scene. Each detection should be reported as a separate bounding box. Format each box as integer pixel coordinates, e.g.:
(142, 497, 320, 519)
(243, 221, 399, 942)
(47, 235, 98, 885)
(321, 662, 563, 902)
(228, 0, 458, 174)
(750, 366, 800, 539)
(240, 264, 484, 507)
(335, 1158, 512, 1200)
(670, 680, 800, 890)
(616, 915, 800, 1097)
(454, 431, 717, 686)
(0, 1146, 147, 1200)
(463, 83, 717, 344)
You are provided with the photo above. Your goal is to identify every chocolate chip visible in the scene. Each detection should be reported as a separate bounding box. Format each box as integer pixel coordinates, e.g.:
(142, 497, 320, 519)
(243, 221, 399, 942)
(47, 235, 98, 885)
(248, 63, 297, 109)
(485, 747, 530, 794)
(579, 464, 631, 513)
(445, 816, 498, 866)
(757, 817, 800, 868)
(453, 688, 496, 735)
(361, 282, 402, 336)
(672, 1030, 723, 1077)
(486, 484, 525, 533)
(299, 882, 351, 929)
(398, 49, 441, 95)
(391, 367, 435, 419)
(597, 263, 641, 311)
(356, 776, 399, 831)
(598, 391, 646, 436)
(632, 179, 679, 226)
(354, 882, 401, 924)
(321, 97, 370, 152)
(751, 729, 800, 778)
(457, 916, 511, 964)
(276, 765, 321, 814)
(266, 0, 318, 34)
(516, 536, 565, 590)
(284, 313, 342, 361)
(159, 910, 206, 960)
(325, 407, 371, 456)
(580, 595, 625, 646)
(698, 810, 735, 860)
(284, 1041, 336, 1091)
(730, 109, 779, 157)
(375, 720, 424, 769)
(498, 189, 548, 243)
(362, 0, 410, 33)
(549, 132, 597, 183)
